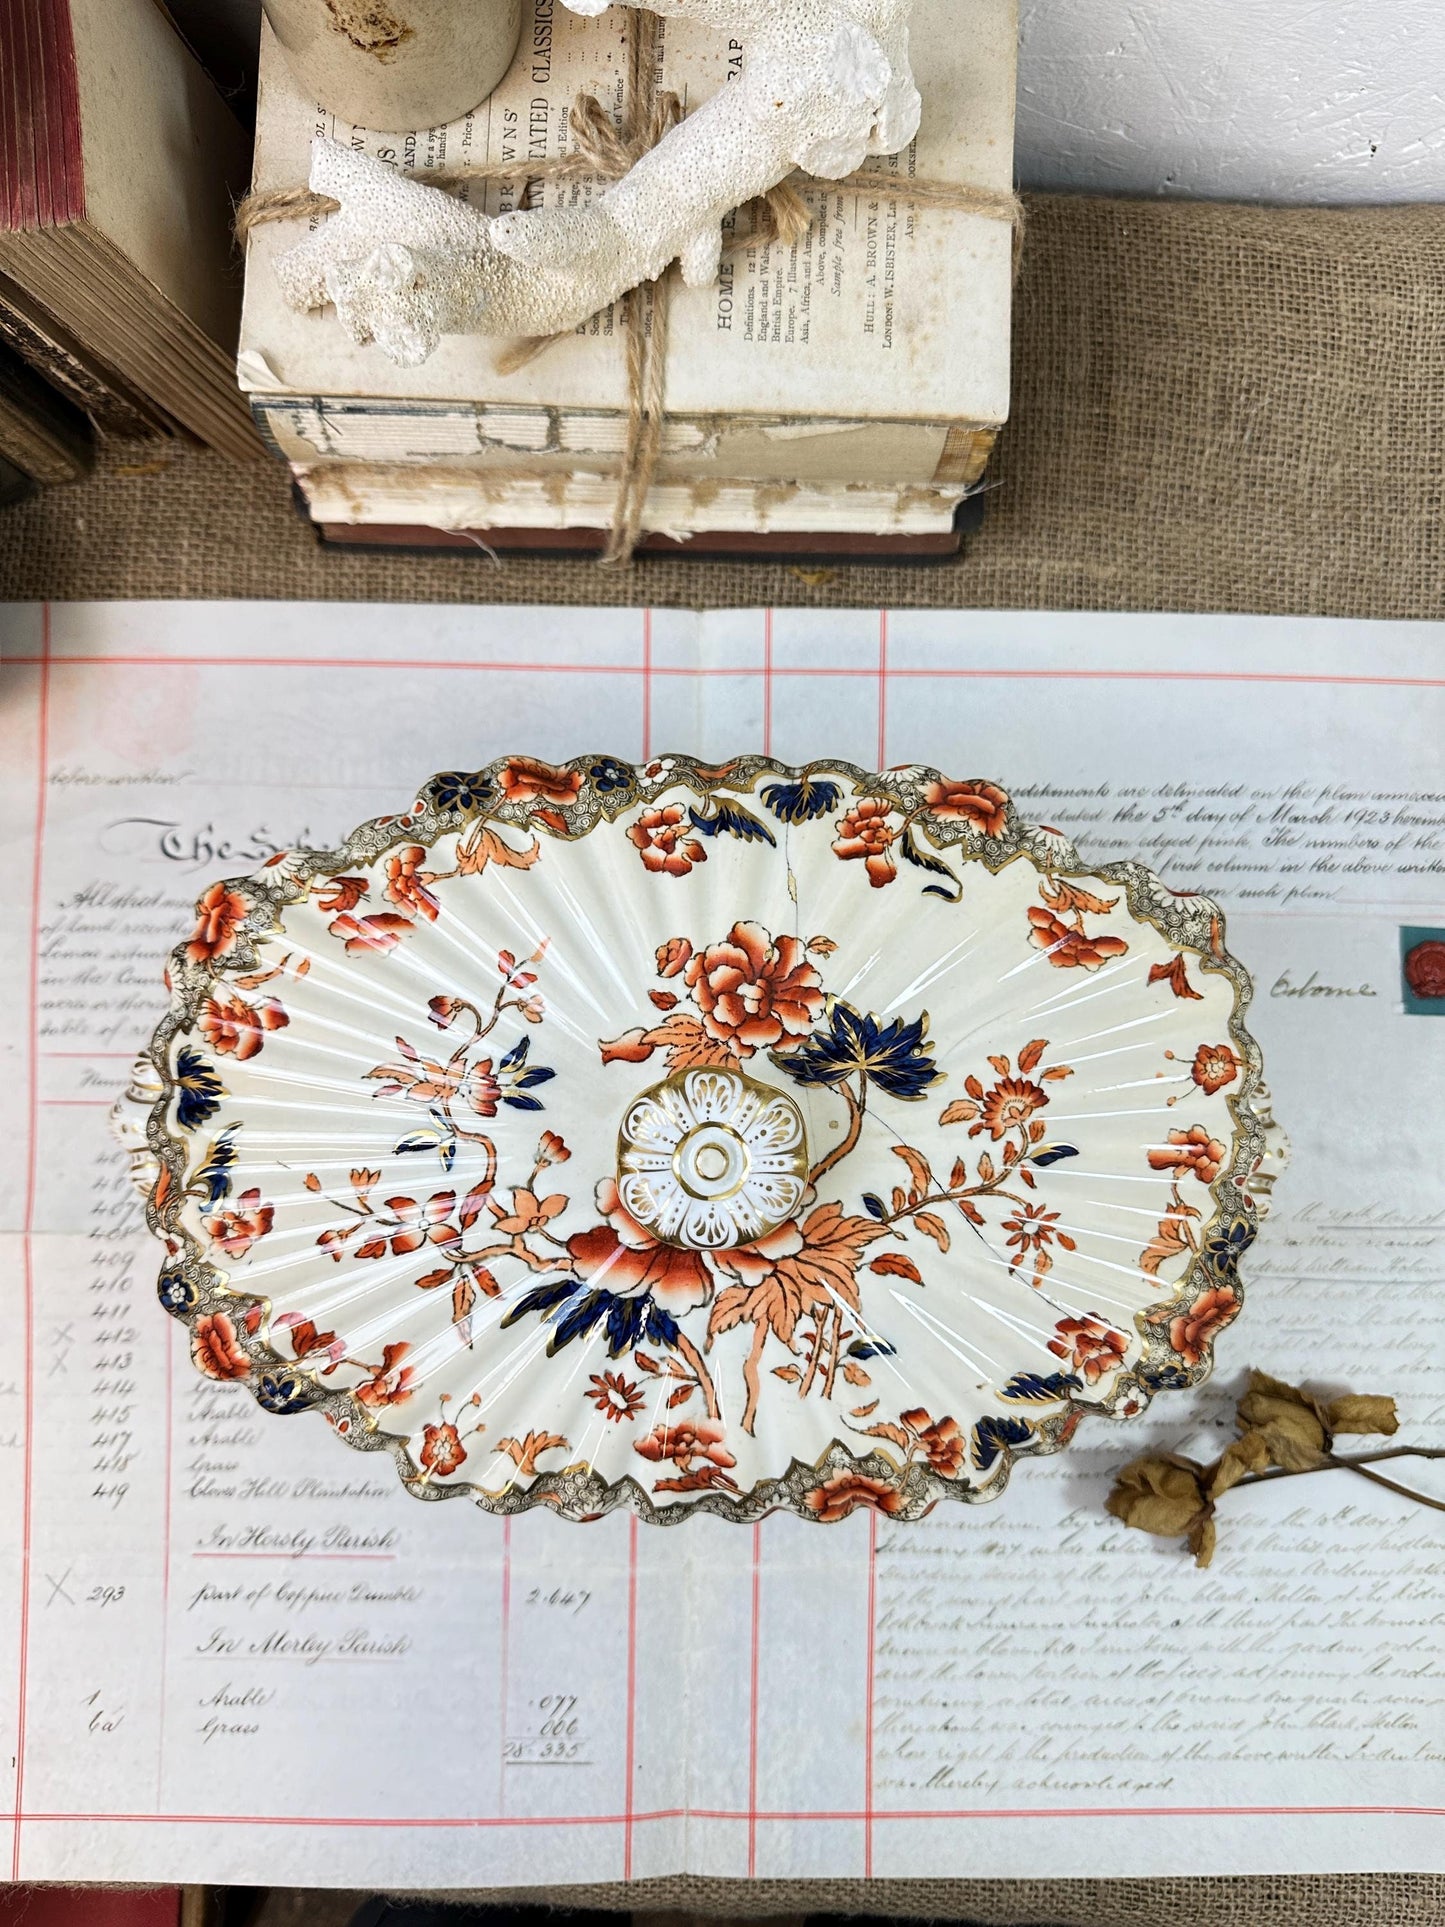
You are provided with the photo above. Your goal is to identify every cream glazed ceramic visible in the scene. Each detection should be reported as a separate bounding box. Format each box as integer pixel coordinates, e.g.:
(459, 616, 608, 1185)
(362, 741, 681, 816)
(127, 756, 1286, 1525)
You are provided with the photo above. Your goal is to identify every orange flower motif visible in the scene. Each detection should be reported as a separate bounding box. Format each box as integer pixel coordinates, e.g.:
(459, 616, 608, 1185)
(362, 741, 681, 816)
(497, 757, 584, 807)
(1168, 1284, 1240, 1367)
(901, 1408, 967, 1476)
(832, 796, 899, 888)
(628, 806, 707, 877)
(1048, 1314, 1128, 1384)
(683, 920, 824, 1053)
(633, 1417, 737, 1471)
(327, 912, 414, 954)
(1026, 905, 1130, 970)
(979, 1075, 1047, 1140)
(656, 936, 693, 978)
(186, 881, 248, 964)
(1191, 1044, 1239, 1096)
(200, 994, 289, 1061)
(1148, 1124, 1228, 1185)
(384, 1191, 461, 1257)
(567, 1178, 714, 1312)
(384, 845, 440, 921)
(419, 1421, 466, 1475)
(354, 1342, 417, 1408)
(923, 777, 1009, 838)
(587, 1371, 646, 1423)
(204, 1187, 274, 1259)
(191, 1311, 250, 1381)
(537, 1130, 570, 1166)
(804, 1472, 907, 1521)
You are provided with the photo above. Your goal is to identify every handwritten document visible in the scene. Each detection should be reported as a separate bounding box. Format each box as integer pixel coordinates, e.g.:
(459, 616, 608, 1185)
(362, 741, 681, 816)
(1, 603, 1441, 1887)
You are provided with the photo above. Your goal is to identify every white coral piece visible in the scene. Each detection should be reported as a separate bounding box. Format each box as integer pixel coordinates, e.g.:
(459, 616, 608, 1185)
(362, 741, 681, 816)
(273, 0, 921, 365)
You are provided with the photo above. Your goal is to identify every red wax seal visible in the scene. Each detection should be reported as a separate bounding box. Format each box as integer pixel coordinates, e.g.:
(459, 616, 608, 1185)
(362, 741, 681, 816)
(1403, 938, 1445, 999)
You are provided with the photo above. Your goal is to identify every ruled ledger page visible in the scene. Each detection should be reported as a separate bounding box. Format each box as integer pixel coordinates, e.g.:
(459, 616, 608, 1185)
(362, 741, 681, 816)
(1, 603, 1441, 1887)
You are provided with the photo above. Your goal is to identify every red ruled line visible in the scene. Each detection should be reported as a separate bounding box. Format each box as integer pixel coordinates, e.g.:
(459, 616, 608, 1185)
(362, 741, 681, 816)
(156, 1321, 174, 1808)
(7, 654, 1444, 689)
(13, 1802, 1443, 1829)
(864, 1508, 878, 1877)
(13, 603, 50, 1881)
(747, 1522, 762, 1877)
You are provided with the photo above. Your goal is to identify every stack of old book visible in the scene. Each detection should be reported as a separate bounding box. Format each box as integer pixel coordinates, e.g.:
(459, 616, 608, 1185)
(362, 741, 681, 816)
(0, 0, 260, 473)
(240, 0, 1017, 558)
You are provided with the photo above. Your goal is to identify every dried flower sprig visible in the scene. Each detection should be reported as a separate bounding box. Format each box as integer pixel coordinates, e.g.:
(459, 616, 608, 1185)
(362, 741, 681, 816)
(1107, 1369, 1445, 1567)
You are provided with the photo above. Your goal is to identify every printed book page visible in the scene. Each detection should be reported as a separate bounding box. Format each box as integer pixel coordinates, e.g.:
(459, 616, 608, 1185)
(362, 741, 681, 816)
(240, 0, 1014, 424)
(0, 603, 1442, 1889)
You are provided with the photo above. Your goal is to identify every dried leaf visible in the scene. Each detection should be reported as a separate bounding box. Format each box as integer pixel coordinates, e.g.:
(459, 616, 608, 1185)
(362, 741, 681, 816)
(1207, 1430, 1269, 1498)
(850, 1399, 879, 1418)
(1017, 1038, 1048, 1075)
(1187, 1512, 1217, 1568)
(667, 1383, 695, 1408)
(772, 1364, 802, 1383)
(842, 1362, 872, 1387)
(1237, 1369, 1328, 1457)
(1259, 1422, 1329, 1471)
(1324, 1393, 1399, 1438)
(1105, 1455, 1208, 1540)
(940, 1099, 979, 1126)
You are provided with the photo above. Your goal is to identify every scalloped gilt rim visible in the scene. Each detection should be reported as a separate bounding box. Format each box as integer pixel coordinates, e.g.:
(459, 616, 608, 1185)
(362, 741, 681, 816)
(138, 754, 1275, 1526)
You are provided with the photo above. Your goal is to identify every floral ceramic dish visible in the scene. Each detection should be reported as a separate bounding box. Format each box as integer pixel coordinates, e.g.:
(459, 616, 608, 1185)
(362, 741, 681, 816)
(119, 756, 1286, 1524)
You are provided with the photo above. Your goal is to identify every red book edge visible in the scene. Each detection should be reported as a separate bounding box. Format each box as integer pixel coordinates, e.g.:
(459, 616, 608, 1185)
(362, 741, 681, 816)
(0, 0, 84, 233)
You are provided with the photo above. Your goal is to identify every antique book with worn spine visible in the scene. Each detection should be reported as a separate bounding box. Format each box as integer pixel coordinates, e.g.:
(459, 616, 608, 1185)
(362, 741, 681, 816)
(240, 0, 1017, 543)
(0, 0, 261, 462)
(0, 269, 170, 441)
(0, 336, 91, 484)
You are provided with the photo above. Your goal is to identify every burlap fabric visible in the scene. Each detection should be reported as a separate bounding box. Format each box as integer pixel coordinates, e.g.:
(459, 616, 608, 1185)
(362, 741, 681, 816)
(251, 1874, 1445, 1925)
(2, 196, 1443, 611)
(6, 196, 1444, 1921)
